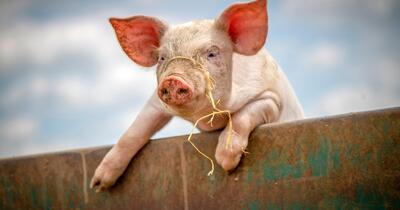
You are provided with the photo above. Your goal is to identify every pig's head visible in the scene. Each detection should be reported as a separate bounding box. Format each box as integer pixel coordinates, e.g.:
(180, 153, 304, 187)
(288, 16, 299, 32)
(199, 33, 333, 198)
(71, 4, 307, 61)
(110, 0, 268, 116)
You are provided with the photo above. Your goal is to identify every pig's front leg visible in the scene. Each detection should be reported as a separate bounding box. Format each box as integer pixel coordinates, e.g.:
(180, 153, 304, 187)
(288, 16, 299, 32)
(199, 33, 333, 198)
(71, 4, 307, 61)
(215, 91, 281, 171)
(90, 93, 172, 192)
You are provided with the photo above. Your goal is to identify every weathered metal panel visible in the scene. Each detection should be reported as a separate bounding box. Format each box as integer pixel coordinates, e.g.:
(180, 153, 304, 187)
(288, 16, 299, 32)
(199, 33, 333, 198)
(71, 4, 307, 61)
(0, 107, 399, 209)
(185, 108, 400, 209)
(84, 139, 185, 210)
(0, 153, 84, 210)
(0, 138, 185, 210)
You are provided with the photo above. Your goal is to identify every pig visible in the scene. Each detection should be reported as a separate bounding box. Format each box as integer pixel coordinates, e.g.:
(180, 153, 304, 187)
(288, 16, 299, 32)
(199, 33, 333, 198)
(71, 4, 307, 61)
(90, 0, 304, 192)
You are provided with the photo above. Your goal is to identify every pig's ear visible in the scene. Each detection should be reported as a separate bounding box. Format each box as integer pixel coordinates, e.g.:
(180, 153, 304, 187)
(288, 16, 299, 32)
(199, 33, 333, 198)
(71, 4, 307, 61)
(109, 16, 167, 67)
(216, 0, 268, 55)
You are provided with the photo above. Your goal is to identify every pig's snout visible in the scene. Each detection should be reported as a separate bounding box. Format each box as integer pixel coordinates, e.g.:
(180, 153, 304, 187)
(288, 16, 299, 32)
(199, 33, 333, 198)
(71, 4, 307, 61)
(158, 76, 193, 106)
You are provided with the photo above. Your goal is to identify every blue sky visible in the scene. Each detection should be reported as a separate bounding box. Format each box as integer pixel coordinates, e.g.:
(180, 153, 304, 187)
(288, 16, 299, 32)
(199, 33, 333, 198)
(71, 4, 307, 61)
(0, 0, 399, 158)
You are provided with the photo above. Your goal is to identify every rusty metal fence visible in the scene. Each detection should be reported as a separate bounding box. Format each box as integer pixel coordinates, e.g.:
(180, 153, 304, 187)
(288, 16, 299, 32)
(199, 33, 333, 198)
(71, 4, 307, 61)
(1, 108, 399, 209)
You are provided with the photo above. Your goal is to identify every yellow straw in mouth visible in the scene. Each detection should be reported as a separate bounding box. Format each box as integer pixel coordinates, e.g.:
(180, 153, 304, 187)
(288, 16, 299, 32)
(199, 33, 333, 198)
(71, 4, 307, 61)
(163, 55, 234, 176)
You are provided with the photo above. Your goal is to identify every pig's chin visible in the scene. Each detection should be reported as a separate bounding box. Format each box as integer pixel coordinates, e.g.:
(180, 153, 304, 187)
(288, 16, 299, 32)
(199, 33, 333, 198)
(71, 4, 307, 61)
(160, 95, 210, 117)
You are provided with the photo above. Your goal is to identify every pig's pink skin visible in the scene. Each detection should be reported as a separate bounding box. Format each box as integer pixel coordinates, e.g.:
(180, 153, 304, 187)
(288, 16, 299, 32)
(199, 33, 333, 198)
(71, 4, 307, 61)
(91, 0, 304, 192)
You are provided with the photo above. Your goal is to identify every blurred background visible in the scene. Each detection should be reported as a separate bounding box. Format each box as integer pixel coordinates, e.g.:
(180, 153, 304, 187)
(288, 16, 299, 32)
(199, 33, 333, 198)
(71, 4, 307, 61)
(0, 0, 399, 158)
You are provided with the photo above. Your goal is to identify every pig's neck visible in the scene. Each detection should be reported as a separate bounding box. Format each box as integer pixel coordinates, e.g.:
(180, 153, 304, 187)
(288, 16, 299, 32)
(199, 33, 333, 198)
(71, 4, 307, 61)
(223, 49, 277, 112)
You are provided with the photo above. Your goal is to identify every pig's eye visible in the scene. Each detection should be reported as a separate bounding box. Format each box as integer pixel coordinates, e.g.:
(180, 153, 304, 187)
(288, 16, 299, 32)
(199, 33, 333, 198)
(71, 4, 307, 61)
(207, 53, 216, 58)
(206, 46, 220, 61)
(158, 56, 166, 63)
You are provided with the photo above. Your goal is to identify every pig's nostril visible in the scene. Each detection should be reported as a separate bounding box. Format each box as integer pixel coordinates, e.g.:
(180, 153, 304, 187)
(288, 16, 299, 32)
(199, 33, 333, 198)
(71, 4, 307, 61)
(178, 88, 188, 94)
(161, 88, 169, 96)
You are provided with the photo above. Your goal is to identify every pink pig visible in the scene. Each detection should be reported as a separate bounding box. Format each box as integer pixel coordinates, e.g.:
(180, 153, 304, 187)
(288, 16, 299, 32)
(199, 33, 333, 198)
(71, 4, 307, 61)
(91, 0, 304, 192)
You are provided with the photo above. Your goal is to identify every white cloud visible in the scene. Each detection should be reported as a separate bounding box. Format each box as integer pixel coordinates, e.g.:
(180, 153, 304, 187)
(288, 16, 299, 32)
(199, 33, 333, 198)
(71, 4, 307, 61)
(279, 0, 397, 26)
(303, 43, 345, 70)
(0, 5, 187, 69)
(0, 16, 114, 66)
(54, 76, 91, 107)
(0, 14, 158, 110)
(30, 77, 49, 97)
(372, 58, 399, 91)
(1, 76, 50, 108)
(309, 56, 400, 117)
(0, 116, 38, 141)
(310, 85, 400, 117)
(0, 69, 156, 111)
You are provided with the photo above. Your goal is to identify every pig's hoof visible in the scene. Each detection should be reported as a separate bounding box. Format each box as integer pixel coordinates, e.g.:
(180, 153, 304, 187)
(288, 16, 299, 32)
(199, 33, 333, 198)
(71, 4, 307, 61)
(215, 150, 242, 172)
(90, 164, 120, 193)
(215, 130, 248, 171)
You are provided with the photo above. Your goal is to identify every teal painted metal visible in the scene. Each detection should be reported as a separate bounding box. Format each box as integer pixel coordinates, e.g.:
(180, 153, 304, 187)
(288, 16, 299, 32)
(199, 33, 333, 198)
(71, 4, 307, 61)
(0, 107, 399, 209)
